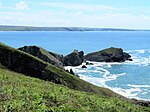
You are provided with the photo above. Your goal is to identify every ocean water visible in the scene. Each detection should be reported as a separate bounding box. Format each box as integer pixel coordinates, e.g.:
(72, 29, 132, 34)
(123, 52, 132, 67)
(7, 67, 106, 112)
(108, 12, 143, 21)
(1, 31, 150, 100)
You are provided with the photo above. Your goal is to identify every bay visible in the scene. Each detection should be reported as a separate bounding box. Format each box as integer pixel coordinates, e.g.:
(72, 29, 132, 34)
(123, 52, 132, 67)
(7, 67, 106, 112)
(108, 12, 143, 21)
(1, 31, 150, 100)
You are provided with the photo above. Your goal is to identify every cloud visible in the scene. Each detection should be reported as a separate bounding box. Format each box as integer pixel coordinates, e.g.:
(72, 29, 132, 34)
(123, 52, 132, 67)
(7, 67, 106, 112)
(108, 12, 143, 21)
(1, 1, 150, 29)
(15, 2, 29, 10)
(0, 2, 2, 8)
(40, 2, 119, 12)
(0, 10, 150, 29)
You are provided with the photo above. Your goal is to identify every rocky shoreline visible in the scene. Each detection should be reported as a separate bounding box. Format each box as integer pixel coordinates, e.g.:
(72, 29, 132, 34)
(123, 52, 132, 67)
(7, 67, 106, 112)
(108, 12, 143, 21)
(17, 45, 150, 107)
(0, 42, 149, 107)
(18, 46, 132, 77)
(19, 46, 132, 67)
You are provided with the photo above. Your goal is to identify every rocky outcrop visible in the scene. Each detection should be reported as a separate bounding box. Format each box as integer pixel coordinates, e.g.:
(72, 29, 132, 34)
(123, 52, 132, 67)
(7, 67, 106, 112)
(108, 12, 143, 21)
(85, 62, 94, 65)
(82, 65, 87, 68)
(131, 99, 150, 107)
(85, 47, 132, 62)
(63, 50, 84, 66)
(48, 51, 64, 63)
(18, 46, 63, 69)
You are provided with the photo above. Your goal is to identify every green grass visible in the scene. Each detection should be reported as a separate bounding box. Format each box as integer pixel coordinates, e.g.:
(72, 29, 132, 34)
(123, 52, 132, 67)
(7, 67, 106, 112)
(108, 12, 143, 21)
(0, 68, 150, 112)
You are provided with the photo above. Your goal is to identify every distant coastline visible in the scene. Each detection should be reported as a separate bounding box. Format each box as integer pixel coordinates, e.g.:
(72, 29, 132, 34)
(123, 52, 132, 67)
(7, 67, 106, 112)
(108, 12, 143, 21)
(0, 25, 150, 31)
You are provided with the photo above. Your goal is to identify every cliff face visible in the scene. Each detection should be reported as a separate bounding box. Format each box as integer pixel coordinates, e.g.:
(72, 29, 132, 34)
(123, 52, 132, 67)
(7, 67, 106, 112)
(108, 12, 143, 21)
(85, 47, 131, 62)
(18, 46, 64, 69)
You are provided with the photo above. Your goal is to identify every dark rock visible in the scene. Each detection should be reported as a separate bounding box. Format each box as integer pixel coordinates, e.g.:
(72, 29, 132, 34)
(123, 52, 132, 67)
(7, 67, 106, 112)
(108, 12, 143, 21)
(85, 47, 131, 62)
(65, 69, 79, 77)
(63, 50, 84, 66)
(82, 65, 87, 68)
(48, 51, 64, 62)
(18, 46, 63, 69)
(85, 62, 94, 65)
(128, 59, 133, 61)
(70, 69, 75, 75)
(131, 98, 150, 107)
(65, 69, 70, 73)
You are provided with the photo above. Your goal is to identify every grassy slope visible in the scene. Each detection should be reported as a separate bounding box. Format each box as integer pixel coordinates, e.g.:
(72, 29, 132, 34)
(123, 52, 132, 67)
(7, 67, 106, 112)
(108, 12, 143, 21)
(39, 47, 61, 64)
(0, 42, 118, 97)
(0, 68, 150, 112)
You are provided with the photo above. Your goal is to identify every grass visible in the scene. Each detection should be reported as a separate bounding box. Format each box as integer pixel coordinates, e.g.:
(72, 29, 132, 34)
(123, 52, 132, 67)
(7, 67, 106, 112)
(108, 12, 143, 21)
(86, 47, 122, 56)
(1, 42, 150, 111)
(0, 68, 150, 112)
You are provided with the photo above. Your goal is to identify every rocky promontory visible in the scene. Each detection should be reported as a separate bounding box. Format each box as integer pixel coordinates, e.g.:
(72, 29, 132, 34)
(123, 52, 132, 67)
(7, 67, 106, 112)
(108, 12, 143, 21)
(18, 46, 64, 69)
(63, 50, 84, 66)
(85, 47, 132, 62)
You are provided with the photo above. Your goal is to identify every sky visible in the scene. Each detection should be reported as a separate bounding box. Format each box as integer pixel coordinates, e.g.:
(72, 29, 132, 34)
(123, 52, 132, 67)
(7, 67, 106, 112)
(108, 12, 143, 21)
(0, 0, 150, 29)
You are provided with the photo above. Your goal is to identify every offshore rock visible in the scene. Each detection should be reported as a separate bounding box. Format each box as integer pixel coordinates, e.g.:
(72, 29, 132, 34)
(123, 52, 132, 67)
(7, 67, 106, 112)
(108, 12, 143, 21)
(63, 50, 84, 66)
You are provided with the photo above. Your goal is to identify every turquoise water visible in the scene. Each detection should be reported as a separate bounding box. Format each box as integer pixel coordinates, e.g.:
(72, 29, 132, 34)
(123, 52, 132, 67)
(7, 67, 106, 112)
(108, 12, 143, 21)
(1, 31, 150, 100)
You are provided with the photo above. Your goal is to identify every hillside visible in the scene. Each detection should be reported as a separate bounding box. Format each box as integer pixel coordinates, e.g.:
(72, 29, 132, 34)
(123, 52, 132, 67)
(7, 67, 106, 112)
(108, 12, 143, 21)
(0, 42, 118, 97)
(0, 68, 150, 111)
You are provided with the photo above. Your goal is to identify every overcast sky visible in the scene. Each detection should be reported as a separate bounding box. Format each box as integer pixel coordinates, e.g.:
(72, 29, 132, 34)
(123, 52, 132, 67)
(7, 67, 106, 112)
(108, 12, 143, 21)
(0, 0, 150, 29)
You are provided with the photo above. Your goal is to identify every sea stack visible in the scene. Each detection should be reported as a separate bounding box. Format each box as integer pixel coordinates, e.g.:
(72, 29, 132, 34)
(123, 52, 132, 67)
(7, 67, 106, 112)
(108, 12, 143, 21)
(63, 50, 84, 66)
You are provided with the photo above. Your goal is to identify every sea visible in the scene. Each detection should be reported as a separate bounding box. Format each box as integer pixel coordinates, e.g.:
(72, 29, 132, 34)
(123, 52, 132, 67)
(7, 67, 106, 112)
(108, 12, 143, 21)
(0, 31, 150, 101)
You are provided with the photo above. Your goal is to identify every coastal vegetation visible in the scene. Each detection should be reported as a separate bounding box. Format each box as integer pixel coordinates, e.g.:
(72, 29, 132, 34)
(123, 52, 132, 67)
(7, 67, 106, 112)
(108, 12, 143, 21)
(0, 42, 150, 111)
(0, 68, 150, 112)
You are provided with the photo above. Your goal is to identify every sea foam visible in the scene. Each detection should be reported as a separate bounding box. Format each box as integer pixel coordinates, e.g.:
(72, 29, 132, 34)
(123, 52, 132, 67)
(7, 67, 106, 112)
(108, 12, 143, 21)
(64, 49, 150, 101)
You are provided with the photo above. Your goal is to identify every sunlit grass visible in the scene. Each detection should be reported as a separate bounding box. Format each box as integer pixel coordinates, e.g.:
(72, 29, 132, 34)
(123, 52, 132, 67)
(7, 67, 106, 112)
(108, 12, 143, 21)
(0, 69, 149, 112)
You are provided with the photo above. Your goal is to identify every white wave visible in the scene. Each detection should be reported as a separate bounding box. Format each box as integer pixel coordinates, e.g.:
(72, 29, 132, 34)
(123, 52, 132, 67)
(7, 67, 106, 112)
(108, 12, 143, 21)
(141, 92, 148, 95)
(128, 84, 150, 88)
(79, 74, 103, 86)
(125, 51, 150, 66)
(79, 72, 145, 100)
(111, 87, 142, 98)
(112, 87, 150, 101)
(127, 49, 146, 54)
(84, 61, 122, 66)
(79, 70, 126, 88)
(127, 56, 150, 66)
(100, 73, 126, 87)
